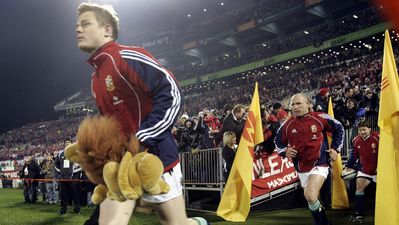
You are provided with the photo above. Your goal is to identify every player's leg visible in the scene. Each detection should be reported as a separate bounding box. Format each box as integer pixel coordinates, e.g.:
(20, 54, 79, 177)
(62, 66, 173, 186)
(84, 205, 100, 225)
(349, 174, 372, 223)
(302, 167, 330, 225)
(355, 177, 371, 214)
(150, 195, 209, 225)
(143, 163, 209, 225)
(98, 198, 136, 225)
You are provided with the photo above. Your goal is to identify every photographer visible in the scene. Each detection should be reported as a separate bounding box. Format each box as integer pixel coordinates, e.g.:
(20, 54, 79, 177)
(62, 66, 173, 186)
(20, 156, 41, 203)
(177, 118, 202, 153)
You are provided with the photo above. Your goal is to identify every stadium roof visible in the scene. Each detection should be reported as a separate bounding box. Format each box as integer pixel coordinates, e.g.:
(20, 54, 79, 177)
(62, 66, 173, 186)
(124, 0, 374, 68)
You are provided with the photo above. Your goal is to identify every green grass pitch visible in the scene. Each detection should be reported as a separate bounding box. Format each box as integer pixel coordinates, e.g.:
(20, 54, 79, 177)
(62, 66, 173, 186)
(0, 188, 374, 225)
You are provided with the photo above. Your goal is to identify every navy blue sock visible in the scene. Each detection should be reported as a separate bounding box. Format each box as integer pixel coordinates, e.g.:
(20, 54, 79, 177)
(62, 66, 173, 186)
(354, 192, 365, 216)
(309, 200, 329, 225)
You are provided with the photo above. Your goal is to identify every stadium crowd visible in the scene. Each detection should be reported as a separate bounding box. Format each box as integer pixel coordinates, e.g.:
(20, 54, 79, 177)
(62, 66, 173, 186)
(0, 2, 387, 161)
(181, 36, 391, 125)
(0, 38, 391, 161)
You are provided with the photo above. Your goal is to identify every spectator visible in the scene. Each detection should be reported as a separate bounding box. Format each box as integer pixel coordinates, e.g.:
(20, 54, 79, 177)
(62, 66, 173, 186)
(42, 154, 58, 204)
(257, 107, 280, 155)
(313, 88, 329, 113)
(336, 98, 358, 129)
(20, 156, 40, 204)
(55, 138, 83, 215)
(276, 109, 289, 124)
(193, 116, 213, 150)
(222, 131, 237, 181)
(359, 89, 378, 118)
(203, 110, 222, 147)
(335, 87, 354, 112)
(221, 104, 246, 143)
(272, 102, 283, 116)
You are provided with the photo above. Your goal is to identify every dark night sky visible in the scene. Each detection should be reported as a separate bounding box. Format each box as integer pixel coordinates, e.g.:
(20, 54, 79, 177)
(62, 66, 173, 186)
(0, 0, 227, 134)
(0, 0, 93, 133)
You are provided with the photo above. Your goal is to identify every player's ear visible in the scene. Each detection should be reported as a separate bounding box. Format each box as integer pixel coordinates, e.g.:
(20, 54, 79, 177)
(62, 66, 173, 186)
(104, 24, 113, 38)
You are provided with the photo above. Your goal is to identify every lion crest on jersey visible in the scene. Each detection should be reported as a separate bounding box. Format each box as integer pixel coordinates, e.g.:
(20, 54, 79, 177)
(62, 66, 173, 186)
(105, 75, 115, 92)
(310, 124, 317, 133)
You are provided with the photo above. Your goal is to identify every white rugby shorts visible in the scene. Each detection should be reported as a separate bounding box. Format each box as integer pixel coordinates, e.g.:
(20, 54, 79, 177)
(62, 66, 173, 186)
(298, 166, 329, 188)
(357, 171, 377, 183)
(141, 163, 183, 203)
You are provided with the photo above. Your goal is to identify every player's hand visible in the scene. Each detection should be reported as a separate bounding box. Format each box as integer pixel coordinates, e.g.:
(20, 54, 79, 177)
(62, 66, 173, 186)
(285, 144, 297, 159)
(326, 148, 338, 162)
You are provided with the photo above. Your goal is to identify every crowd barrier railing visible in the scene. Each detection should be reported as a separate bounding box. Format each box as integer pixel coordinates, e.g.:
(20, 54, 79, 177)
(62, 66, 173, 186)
(180, 148, 224, 209)
(180, 147, 300, 210)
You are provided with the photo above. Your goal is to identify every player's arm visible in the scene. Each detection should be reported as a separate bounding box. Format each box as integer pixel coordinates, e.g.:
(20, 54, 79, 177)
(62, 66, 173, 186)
(274, 122, 289, 157)
(120, 50, 181, 147)
(345, 138, 359, 169)
(319, 113, 344, 153)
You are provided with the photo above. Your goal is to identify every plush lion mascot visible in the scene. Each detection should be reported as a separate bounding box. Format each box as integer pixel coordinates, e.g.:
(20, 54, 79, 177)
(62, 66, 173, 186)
(65, 115, 170, 204)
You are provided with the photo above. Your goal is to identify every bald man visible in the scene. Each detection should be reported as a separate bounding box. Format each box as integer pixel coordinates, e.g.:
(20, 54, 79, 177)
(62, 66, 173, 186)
(275, 93, 344, 225)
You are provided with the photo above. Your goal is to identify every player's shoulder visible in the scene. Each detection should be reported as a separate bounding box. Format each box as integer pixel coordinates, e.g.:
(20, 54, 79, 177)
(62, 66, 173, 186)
(371, 131, 380, 140)
(281, 116, 295, 127)
(312, 111, 333, 120)
(117, 44, 158, 63)
(117, 44, 150, 56)
(353, 135, 362, 143)
(372, 131, 379, 137)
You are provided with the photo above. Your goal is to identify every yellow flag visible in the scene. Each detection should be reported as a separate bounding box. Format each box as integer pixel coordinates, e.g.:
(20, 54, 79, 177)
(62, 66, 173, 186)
(327, 97, 349, 209)
(216, 82, 264, 222)
(375, 30, 399, 225)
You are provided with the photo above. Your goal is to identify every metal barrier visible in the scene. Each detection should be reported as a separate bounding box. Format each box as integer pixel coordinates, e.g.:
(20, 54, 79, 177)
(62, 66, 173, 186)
(342, 128, 355, 160)
(180, 148, 300, 210)
(180, 148, 224, 209)
(364, 114, 379, 132)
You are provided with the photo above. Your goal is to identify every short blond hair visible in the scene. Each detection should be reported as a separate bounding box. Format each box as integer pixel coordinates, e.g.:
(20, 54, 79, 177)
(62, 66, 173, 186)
(223, 131, 236, 146)
(78, 2, 119, 39)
